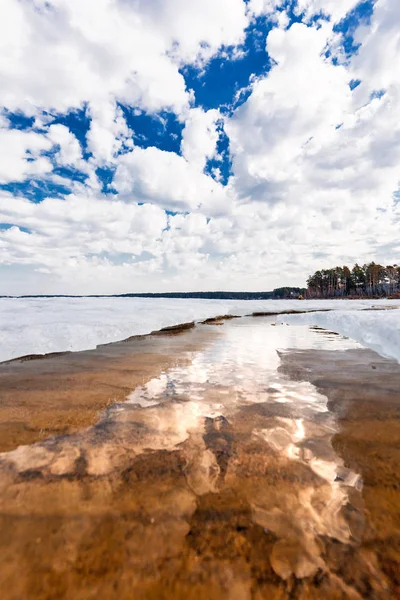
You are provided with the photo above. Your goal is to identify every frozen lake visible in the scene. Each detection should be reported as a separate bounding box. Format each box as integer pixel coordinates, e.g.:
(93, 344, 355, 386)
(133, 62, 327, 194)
(0, 296, 399, 362)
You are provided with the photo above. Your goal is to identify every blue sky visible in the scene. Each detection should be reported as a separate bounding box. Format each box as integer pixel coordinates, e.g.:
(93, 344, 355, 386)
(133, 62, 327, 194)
(0, 0, 398, 294)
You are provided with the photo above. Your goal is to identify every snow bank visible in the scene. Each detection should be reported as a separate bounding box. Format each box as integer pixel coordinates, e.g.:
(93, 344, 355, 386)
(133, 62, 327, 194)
(279, 309, 400, 363)
(0, 297, 399, 363)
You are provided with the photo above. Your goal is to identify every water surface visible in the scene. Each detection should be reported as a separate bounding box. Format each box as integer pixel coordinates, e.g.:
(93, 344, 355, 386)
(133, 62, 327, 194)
(0, 317, 399, 599)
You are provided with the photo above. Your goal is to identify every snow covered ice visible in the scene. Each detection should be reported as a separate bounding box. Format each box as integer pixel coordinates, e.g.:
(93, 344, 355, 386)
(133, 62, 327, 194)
(0, 297, 399, 363)
(279, 307, 400, 364)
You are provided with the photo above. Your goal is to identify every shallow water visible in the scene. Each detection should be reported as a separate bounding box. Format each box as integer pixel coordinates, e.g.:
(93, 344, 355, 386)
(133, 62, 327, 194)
(0, 317, 399, 599)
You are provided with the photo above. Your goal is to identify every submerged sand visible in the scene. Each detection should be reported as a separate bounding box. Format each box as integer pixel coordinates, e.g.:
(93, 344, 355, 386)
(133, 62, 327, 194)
(0, 323, 212, 452)
(0, 317, 399, 599)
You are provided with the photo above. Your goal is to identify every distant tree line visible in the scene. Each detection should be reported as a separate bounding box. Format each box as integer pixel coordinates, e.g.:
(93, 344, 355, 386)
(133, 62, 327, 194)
(120, 291, 276, 300)
(120, 289, 305, 300)
(306, 263, 400, 298)
(0, 288, 307, 300)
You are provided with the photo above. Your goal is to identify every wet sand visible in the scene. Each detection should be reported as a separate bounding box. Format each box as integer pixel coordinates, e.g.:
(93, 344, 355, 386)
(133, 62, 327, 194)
(0, 317, 399, 599)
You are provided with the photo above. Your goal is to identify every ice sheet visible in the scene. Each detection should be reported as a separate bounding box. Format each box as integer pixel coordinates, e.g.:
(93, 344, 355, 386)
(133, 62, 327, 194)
(279, 308, 400, 363)
(0, 297, 399, 362)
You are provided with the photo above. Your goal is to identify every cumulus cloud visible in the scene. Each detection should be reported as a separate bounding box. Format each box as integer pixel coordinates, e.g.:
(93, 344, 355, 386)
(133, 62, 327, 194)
(128, 0, 249, 65)
(86, 102, 132, 164)
(0, 0, 186, 116)
(0, 192, 167, 266)
(0, 128, 52, 183)
(222, 2, 399, 282)
(0, 0, 249, 176)
(181, 108, 221, 171)
(248, 0, 360, 22)
(113, 145, 231, 214)
(0, 0, 399, 293)
(294, 0, 361, 22)
(0, 0, 248, 117)
(47, 124, 82, 166)
(226, 22, 352, 201)
(350, 0, 400, 102)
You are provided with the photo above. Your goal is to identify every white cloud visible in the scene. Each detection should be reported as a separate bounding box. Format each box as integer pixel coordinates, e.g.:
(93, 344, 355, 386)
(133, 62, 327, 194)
(0, 0, 251, 182)
(220, 5, 400, 282)
(226, 22, 352, 201)
(248, 0, 360, 22)
(0, 0, 186, 116)
(0, 0, 248, 118)
(0, 192, 167, 268)
(295, 0, 361, 22)
(86, 101, 132, 164)
(114, 145, 231, 214)
(130, 0, 249, 65)
(47, 124, 82, 166)
(0, 113, 9, 128)
(181, 108, 221, 171)
(0, 128, 52, 183)
(247, 0, 283, 18)
(350, 0, 400, 103)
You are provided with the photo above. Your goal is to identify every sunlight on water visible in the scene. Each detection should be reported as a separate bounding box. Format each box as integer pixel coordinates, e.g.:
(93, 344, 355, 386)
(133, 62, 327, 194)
(123, 318, 363, 579)
(0, 317, 370, 589)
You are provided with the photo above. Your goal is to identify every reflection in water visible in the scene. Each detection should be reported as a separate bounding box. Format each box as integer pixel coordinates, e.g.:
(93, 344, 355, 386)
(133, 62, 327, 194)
(0, 318, 384, 598)
(126, 319, 364, 580)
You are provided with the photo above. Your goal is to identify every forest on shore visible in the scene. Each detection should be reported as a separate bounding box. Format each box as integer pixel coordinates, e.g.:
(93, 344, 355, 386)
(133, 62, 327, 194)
(306, 262, 400, 298)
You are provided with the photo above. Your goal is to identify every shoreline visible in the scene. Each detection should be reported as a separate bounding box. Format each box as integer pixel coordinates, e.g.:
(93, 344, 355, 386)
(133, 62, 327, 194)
(0, 309, 330, 365)
(0, 320, 199, 365)
(2, 302, 398, 367)
(1, 297, 399, 365)
(5, 304, 398, 366)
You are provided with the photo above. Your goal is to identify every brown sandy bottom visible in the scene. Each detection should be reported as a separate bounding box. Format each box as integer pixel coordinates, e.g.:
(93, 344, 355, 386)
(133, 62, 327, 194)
(0, 317, 399, 599)
(0, 323, 213, 452)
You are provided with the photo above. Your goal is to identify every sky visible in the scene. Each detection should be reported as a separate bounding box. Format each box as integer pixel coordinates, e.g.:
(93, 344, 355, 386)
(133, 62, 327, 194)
(0, 0, 399, 295)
